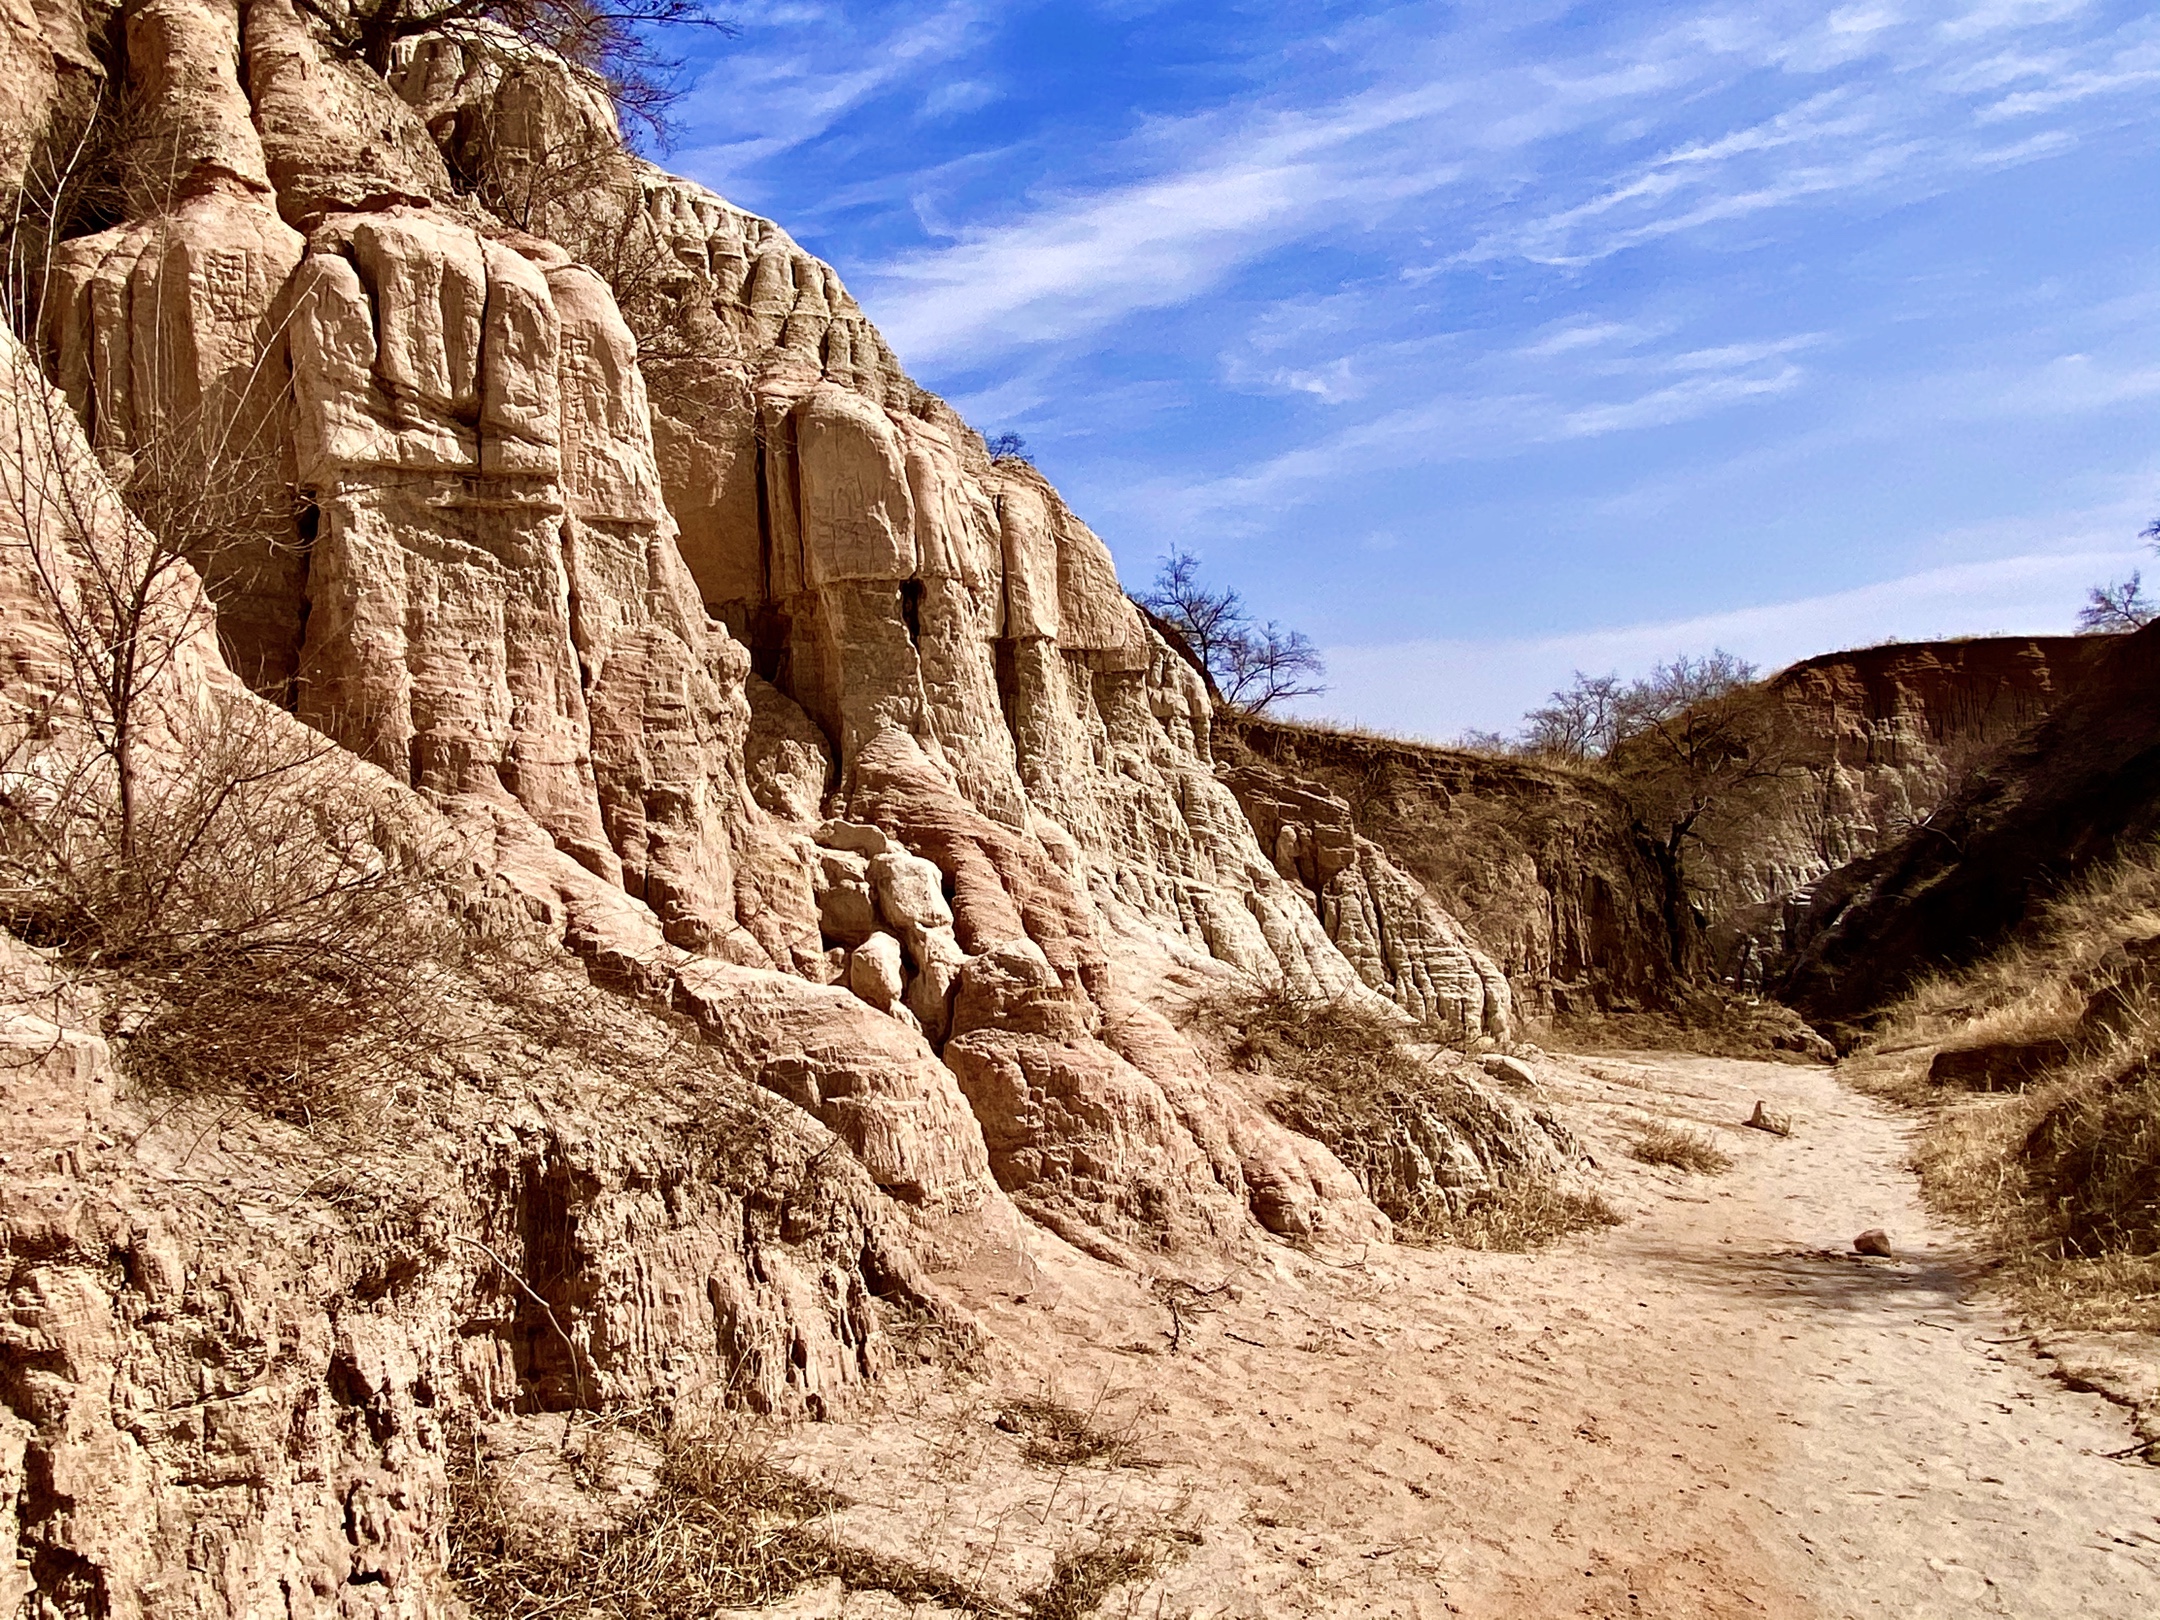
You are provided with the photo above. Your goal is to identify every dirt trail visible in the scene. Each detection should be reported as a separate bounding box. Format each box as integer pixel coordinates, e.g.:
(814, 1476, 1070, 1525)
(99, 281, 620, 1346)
(786, 1054, 2160, 1618)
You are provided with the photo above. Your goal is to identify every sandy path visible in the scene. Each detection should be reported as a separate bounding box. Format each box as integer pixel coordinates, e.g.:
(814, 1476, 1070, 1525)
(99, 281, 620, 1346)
(789, 1053, 2160, 1618)
(1560, 1053, 2160, 1618)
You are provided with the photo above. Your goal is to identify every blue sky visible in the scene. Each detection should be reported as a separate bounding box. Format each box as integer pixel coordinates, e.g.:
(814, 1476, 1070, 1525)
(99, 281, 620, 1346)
(665, 1, 2160, 738)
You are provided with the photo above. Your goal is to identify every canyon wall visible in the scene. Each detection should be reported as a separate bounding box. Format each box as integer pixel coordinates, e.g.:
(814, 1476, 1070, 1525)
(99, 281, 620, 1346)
(1218, 716, 1680, 1019)
(0, 6, 1569, 1609)
(1699, 636, 2112, 987)
(1780, 622, 2160, 1035)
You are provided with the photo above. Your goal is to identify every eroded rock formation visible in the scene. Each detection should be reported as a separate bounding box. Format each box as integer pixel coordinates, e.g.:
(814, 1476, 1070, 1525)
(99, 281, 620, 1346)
(0, 6, 1567, 1609)
(1781, 622, 2160, 1034)
(1220, 715, 1679, 1017)
(1697, 636, 2113, 987)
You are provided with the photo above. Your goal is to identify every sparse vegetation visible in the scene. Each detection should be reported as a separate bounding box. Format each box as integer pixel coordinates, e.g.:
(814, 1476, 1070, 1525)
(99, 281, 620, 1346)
(1025, 1521, 1193, 1620)
(999, 1394, 1146, 1470)
(1204, 985, 1617, 1250)
(294, 0, 733, 139)
(1421, 1179, 1623, 1253)
(1139, 548, 1326, 716)
(1850, 845, 2160, 1331)
(2075, 515, 2160, 634)
(447, 1414, 980, 1617)
(1628, 1121, 1733, 1175)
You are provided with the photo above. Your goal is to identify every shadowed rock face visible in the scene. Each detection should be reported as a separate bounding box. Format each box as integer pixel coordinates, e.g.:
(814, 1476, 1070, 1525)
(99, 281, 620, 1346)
(1700, 636, 2115, 986)
(1219, 716, 1679, 1019)
(1779, 622, 2160, 1035)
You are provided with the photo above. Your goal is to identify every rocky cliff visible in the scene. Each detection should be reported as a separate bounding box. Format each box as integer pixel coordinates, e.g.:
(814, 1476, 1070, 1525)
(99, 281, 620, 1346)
(1217, 716, 1679, 1018)
(0, 6, 1568, 1609)
(1780, 621, 2160, 1035)
(1697, 636, 2112, 987)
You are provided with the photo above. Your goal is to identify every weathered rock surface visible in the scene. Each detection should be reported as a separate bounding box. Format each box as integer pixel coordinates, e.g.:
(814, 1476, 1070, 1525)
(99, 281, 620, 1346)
(0, 934, 944, 1618)
(1226, 765, 1514, 1038)
(1220, 715, 1678, 1018)
(1782, 623, 2160, 1031)
(0, 7, 1576, 1609)
(1698, 636, 2113, 987)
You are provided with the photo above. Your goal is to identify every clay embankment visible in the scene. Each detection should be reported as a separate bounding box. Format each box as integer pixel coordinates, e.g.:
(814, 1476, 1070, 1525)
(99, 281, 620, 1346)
(1219, 716, 1677, 1020)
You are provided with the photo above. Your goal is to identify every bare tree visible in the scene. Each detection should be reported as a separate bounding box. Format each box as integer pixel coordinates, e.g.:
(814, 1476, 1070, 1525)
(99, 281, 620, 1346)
(1520, 671, 1627, 763)
(1141, 549, 1245, 681)
(984, 431, 1031, 464)
(1507, 650, 1791, 969)
(1139, 548, 1327, 716)
(2075, 515, 2160, 635)
(294, 0, 734, 139)
(2078, 572, 2157, 633)
(1221, 621, 1326, 715)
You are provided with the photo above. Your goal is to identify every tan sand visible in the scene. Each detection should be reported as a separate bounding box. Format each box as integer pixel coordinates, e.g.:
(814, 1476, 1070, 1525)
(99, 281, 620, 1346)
(777, 1052, 2160, 1617)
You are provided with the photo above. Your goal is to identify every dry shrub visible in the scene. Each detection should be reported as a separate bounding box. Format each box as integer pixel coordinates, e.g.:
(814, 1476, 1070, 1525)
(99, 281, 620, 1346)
(0, 696, 470, 1127)
(1025, 1521, 1195, 1620)
(1411, 1180, 1622, 1252)
(1628, 1121, 1734, 1175)
(999, 1395, 1144, 1470)
(1860, 845, 2160, 1331)
(448, 1416, 977, 1618)
(1205, 985, 1616, 1251)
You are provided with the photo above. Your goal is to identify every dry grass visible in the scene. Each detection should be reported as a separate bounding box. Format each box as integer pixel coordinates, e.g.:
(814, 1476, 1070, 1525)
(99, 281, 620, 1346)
(1026, 1521, 1196, 1620)
(999, 1395, 1146, 1470)
(1201, 985, 1619, 1251)
(1403, 1179, 1624, 1252)
(450, 1412, 1196, 1619)
(1856, 845, 2160, 1333)
(1628, 1121, 1734, 1175)
(448, 1416, 982, 1618)
(1870, 844, 2160, 1058)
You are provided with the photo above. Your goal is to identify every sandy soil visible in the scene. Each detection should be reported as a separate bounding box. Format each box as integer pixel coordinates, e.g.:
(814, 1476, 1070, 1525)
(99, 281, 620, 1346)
(775, 1052, 2160, 1618)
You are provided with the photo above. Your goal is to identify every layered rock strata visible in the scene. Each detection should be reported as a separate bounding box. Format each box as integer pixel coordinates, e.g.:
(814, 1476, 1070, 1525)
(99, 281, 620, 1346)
(1782, 622, 2160, 1032)
(1226, 766, 1514, 1039)
(1220, 715, 1679, 1017)
(1696, 636, 2114, 986)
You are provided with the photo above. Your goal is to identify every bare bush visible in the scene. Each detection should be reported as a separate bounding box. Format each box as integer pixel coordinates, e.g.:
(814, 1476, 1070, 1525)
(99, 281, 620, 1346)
(2, 267, 453, 1125)
(0, 693, 467, 1124)
(1206, 985, 1610, 1249)
(1026, 1519, 1192, 1620)
(1627, 1121, 1733, 1175)
(998, 1394, 1147, 1470)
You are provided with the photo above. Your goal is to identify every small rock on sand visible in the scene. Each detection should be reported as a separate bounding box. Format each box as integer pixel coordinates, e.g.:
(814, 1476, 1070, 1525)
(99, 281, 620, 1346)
(1854, 1228, 1893, 1257)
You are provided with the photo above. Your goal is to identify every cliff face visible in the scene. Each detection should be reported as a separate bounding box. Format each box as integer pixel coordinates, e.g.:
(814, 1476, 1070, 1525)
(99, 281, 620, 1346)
(1780, 621, 2160, 1033)
(0, 6, 1569, 1609)
(1700, 636, 2112, 986)
(1219, 717, 1678, 1018)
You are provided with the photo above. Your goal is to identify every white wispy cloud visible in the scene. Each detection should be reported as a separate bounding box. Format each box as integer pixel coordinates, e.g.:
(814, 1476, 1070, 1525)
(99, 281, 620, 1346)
(1139, 327, 1821, 524)
(835, 2, 2155, 368)
(675, 2, 992, 194)
(1315, 544, 2145, 738)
